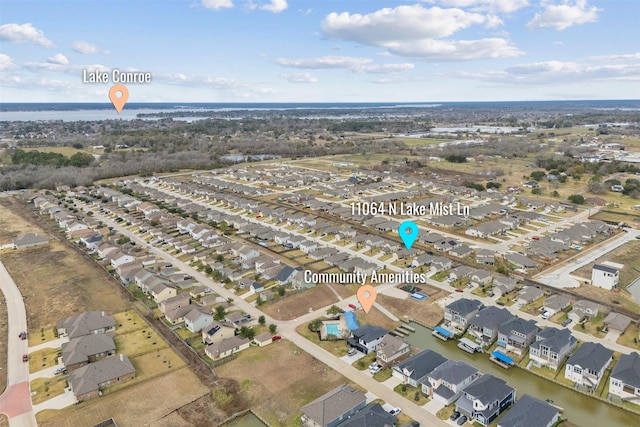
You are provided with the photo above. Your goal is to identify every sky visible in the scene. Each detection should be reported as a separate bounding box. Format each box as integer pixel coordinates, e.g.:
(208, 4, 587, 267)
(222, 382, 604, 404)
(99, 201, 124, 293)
(0, 0, 639, 103)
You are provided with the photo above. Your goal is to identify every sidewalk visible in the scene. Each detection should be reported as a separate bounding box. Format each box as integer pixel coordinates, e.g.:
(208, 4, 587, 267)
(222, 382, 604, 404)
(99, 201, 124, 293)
(32, 388, 77, 414)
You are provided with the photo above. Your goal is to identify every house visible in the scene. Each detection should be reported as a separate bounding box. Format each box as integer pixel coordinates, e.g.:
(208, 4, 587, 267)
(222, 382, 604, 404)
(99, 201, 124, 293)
(476, 249, 495, 266)
(275, 266, 302, 286)
(335, 403, 396, 427)
(201, 321, 236, 345)
(375, 334, 410, 366)
(158, 293, 190, 316)
(493, 276, 517, 298)
(516, 286, 544, 306)
(184, 306, 214, 333)
(424, 360, 480, 405)
(448, 265, 474, 281)
(591, 264, 619, 290)
(444, 298, 483, 332)
(609, 352, 640, 405)
(300, 384, 366, 427)
(13, 232, 49, 249)
(505, 253, 539, 270)
(56, 311, 116, 339)
(470, 270, 493, 287)
(205, 336, 251, 360)
(496, 318, 539, 356)
(564, 342, 613, 390)
(467, 307, 514, 345)
(68, 354, 135, 401)
(497, 394, 559, 427)
(568, 300, 601, 323)
(61, 333, 116, 371)
(253, 332, 273, 347)
(529, 327, 577, 371)
(392, 349, 447, 387)
(456, 374, 516, 426)
(543, 295, 570, 317)
(347, 325, 388, 354)
(603, 312, 633, 335)
(149, 282, 177, 303)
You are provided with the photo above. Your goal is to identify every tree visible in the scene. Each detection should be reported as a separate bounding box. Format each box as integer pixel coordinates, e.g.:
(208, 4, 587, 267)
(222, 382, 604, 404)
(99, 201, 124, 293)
(532, 187, 543, 195)
(276, 285, 285, 297)
(568, 194, 585, 204)
(309, 319, 322, 332)
(117, 235, 130, 245)
(326, 305, 342, 317)
(258, 315, 266, 326)
(204, 266, 213, 274)
(269, 324, 277, 334)
(530, 170, 546, 181)
(214, 305, 226, 321)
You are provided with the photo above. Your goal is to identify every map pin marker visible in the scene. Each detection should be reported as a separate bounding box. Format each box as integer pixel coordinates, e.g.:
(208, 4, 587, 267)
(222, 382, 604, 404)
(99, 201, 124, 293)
(109, 84, 129, 113)
(357, 284, 377, 314)
(398, 220, 419, 250)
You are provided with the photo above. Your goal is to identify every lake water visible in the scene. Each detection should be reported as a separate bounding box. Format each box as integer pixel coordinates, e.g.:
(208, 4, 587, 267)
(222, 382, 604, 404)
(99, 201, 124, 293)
(404, 322, 638, 427)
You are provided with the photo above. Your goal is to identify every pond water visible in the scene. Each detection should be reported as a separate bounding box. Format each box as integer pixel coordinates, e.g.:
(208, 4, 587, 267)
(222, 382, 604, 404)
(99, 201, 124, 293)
(403, 322, 638, 427)
(222, 412, 268, 427)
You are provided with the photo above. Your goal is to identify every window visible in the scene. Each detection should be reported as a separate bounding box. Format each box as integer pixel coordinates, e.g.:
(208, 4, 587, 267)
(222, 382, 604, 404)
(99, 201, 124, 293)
(573, 367, 582, 375)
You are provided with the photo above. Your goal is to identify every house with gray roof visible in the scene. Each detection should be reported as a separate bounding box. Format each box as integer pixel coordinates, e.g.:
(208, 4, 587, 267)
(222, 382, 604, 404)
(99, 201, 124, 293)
(497, 318, 539, 356)
(568, 300, 601, 323)
(476, 249, 495, 266)
(335, 403, 396, 427)
(184, 305, 214, 333)
(603, 312, 633, 334)
(347, 325, 388, 355)
(497, 394, 559, 427)
(205, 336, 250, 360)
(13, 232, 49, 249)
(505, 253, 539, 270)
(424, 360, 480, 405)
(529, 327, 577, 371)
(542, 295, 570, 317)
(565, 342, 613, 390)
(456, 374, 516, 426)
(492, 276, 517, 298)
(61, 333, 116, 371)
(468, 307, 514, 345)
(56, 311, 116, 339)
(516, 286, 544, 306)
(609, 352, 640, 405)
(444, 298, 483, 332)
(392, 349, 447, 387)
(300, 384, 366, 427)
(68, 354, 135, 401)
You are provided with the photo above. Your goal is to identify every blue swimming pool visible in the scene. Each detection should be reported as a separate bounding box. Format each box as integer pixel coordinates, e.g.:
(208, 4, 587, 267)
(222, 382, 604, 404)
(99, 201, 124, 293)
(410, 292, 428, 300)
(325, 323, 340, 336)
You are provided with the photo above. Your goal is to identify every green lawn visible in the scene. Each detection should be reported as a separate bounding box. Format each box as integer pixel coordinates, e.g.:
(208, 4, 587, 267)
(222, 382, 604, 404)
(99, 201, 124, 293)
(393, 384, 429, 405)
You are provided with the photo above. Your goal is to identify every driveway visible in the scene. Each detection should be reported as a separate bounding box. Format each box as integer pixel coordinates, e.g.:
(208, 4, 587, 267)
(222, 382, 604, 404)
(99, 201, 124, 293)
(32, 388, 77, 413)
(28, 337, 67, 353)
(0, 260, 37, 427)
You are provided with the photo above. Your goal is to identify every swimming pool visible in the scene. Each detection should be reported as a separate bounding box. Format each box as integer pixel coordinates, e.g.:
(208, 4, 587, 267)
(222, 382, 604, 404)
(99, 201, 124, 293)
(410, 292, 428, 300)
(325, 323, 340, 336)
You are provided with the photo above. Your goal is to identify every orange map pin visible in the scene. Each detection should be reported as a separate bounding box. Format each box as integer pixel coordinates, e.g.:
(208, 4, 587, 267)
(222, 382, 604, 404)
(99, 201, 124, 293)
(109, 84, 129, 113)
(357, 285, 377, 314)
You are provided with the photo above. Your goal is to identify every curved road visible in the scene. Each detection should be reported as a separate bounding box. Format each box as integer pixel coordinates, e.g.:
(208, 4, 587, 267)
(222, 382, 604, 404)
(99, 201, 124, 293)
(0, 260, 37, 427)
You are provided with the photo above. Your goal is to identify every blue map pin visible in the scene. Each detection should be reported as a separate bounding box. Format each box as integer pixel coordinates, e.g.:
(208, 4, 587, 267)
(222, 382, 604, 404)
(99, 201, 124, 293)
(398, 220, 419, 250)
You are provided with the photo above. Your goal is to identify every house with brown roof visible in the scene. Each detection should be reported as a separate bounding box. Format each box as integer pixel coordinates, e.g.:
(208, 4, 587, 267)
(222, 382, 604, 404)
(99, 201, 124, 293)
(375, 334, 410, 366)
(205, 336, 250, 360)
(56, 311, 116, 339)
(68, 354, 135, 401)
(300, 384, 366, 427)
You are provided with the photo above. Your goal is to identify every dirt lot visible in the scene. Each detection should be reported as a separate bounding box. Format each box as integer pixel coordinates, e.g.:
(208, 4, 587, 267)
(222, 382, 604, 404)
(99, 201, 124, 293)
(215, 341, 350, 427)
(37, 368, 209, 427)
(0, 200, 42, 243)
(572, 240, 640, 287)
(377, 288, 447, 328)
(260, 284, 340, 320)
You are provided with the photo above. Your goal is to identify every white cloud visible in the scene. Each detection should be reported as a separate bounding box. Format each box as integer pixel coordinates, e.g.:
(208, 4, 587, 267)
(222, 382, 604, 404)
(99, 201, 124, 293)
(0, 23, 53, 47)
(527, 0, 601, 30)
(275, 55, 415, 74)
(72, 41, 110, 54)
(588, 52, 640, 61)
(280, 72, 317, 83)
(386, 38, 522, 61)
(259, 0, 287, 13)
(202, 0, 233, 10)
(155, 72, 275, 97)
(47, 53, 69, 65)
(321, 5, 518, 61)
(458, 59, 640, 84)
(322, 5, 487, 43)
(422, 1, 529, 14)
(0, 54, 15, 71)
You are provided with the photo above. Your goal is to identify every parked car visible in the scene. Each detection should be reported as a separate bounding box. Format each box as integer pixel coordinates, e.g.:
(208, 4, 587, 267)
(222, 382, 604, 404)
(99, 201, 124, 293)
(450, 411, 461, 421)
(348, 303, 357, 310)
(347, 348, 357, 356)
(455, 289, 464, 293)
(497, 301, 505, 306)
(369, 364, 382, 374)
(369, 362, 379, 370)
(562, 318, 573, 327)
(54, 367, 67, 375)
(457, 415, 468, 425)
(19, 331, 27, 340)
(271, 335, 282, 341)
(389, 407, 401, 416)
(22, 354, 28, 362)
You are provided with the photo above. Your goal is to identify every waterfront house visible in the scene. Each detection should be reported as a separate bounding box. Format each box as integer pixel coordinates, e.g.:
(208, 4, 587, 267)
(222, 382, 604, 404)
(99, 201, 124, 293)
(564, 342, 613, 390)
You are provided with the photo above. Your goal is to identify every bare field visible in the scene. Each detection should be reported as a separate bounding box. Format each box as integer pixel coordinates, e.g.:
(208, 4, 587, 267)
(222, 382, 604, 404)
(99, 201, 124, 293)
(377, 289, 446, 328)
(1, 240, 130, 332)
(215, 341, 350, 427)
(0, 200, 44, 243)
(37, 368, 209, 427)
(572, 240, 640, 287)
(260, 284, 339, 320)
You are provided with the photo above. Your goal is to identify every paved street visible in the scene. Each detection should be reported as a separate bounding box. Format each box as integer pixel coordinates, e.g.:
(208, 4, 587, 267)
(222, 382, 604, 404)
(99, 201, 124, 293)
(0, 260, 37, 427)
